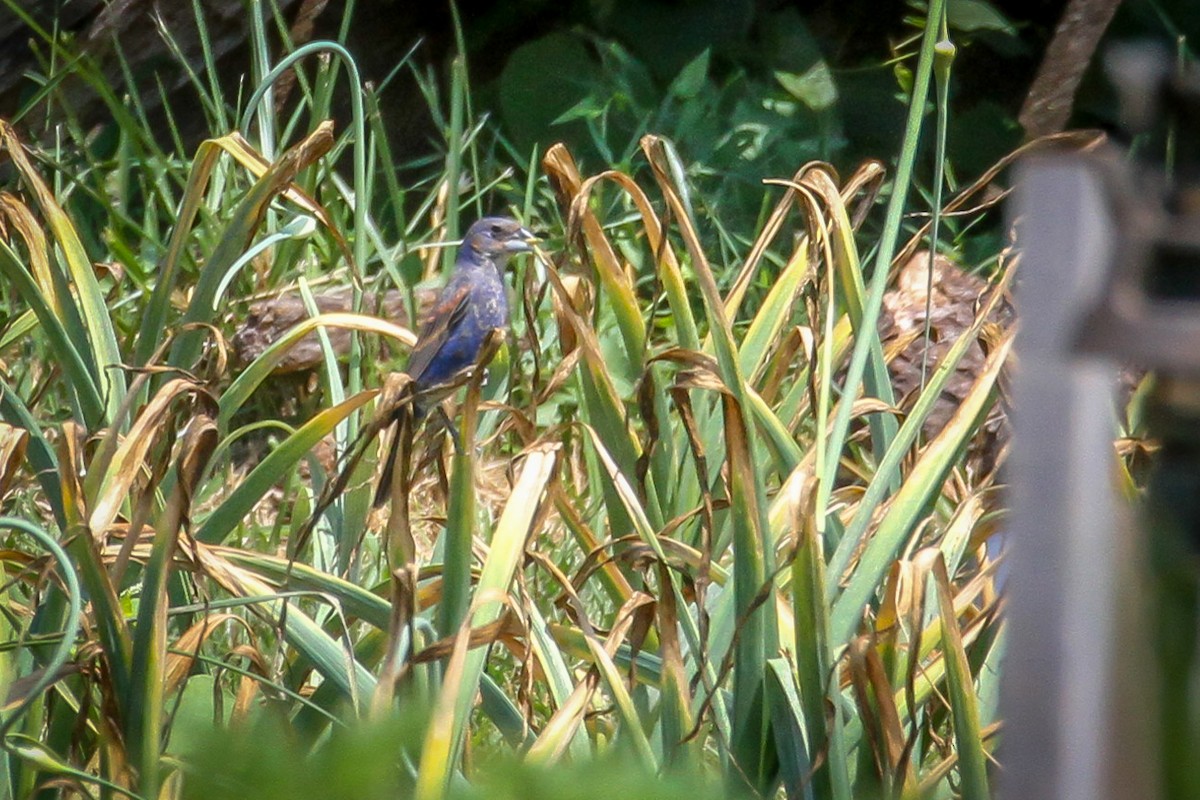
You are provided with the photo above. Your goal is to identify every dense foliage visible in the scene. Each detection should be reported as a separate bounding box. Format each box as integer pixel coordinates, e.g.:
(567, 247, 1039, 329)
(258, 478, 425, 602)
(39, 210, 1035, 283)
(0, 1, 1175, 799)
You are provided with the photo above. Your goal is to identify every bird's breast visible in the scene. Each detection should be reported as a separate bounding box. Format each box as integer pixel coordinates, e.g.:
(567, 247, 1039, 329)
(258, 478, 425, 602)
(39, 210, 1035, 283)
(468, 275, 509, 330)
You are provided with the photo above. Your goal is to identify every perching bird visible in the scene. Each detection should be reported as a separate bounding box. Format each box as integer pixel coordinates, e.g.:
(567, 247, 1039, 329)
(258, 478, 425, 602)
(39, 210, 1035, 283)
(405, 216, 537, 403)
(373, 216, 537, 506)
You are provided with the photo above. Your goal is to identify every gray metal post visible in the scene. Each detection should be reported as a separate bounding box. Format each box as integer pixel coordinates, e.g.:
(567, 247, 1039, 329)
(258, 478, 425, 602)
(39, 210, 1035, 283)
(1002, 153, 1155, 800)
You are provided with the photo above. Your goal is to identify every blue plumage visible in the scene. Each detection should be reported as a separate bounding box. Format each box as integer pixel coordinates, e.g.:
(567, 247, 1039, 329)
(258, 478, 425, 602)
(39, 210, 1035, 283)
(373, 216, 535, 507)
(405, 216, 534, 395)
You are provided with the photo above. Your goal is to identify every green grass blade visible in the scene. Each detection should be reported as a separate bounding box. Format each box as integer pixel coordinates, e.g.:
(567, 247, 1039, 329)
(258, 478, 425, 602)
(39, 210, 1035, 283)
(933, 556, 991, 799)
(1, 123, 127, 423)
(218, 312, 412, 428)
(0, 240, 104, 426)
(643, 136, 777, 791)
(827, 272, 1013, 594)
(830, 332, 1012, 644)
(205, 554, 377, 709)
(126, 415, 217, 797)
(765, 658, 814, 800)
(196, 391, 376, 544)
(213, 547, 391, 629)
(0, 518, 82, 739)
(167, 123, 335, 371)
(415, 444, 558, 800)
(791, 486, 852, 800)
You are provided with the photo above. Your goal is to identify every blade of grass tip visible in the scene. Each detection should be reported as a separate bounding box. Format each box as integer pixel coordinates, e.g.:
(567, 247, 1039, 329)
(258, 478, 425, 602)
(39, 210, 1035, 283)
(442, 52, 467, 274)
(938, 492, 985, 580)
(539, 157, 690, 518)
(814, 0, 947, 529)
(177, 129, 353, 265)
(522, 144, 539, 222)
(813, 187, 841, 541)
(60, 35, 161, 165)
(415, 444, 558, 799)
(248, 0, 277, 159)
(0, 122, 127, 423)
(735, 210, 812, 383)
(304, 25, 342, 134)
(238, 40, 370, 409)
(21, 192, 106, 378)
(212, 215, 317, 306)
(0, 191, 74, 329)
(722, 169, 803, 321)
(0, 309, 37, 351)
(88, 377, 203, 538)
(366, 83, 408, 238)
(932, 556, 990, 799)
(542, 145, 647, 361)
(448, 3, 483, 221)
(540, 257, 659, 530)
(191, 0, 230, 130)
(801, 168, 899, 470)
(5, 735, 144, 800)
(134, 133, 228, 368)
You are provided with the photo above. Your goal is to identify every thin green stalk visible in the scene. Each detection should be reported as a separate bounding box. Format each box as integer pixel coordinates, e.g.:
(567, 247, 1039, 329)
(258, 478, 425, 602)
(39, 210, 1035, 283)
(443, 53, 468, 274)
(249, 0, 277, 159)
(238, 38, 370, 371)
(192, 0, 230, 130)
(814, 0, 947, 539)
(920, 29, 956, 392)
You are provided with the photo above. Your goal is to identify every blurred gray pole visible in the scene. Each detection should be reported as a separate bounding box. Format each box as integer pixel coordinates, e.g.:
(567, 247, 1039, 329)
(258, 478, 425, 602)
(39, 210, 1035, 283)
(1002, 154, 1153, 800)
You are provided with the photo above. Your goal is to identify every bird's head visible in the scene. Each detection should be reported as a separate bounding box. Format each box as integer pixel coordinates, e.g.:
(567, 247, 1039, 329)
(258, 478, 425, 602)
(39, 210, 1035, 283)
(462, 216, 538, 264)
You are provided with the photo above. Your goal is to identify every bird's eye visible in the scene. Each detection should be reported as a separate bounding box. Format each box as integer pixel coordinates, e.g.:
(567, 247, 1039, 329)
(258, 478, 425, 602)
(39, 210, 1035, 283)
(490, 224, 503, 236)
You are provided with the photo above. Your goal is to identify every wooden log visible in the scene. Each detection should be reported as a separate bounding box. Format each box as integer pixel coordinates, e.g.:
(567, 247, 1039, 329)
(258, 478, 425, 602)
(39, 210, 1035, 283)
(231, 287, 435, 373)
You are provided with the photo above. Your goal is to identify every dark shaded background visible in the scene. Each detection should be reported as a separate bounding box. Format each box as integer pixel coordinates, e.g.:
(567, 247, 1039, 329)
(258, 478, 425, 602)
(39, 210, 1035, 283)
(3, 1, 1199, 185)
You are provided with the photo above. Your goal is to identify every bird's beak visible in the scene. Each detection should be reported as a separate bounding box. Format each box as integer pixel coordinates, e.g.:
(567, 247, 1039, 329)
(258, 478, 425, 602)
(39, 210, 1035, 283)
(504, 227, 539, 253)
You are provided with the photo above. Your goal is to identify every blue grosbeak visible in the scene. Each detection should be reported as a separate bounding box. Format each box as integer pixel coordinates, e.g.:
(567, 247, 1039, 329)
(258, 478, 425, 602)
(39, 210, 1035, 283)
(373, 216, 536, 506)
(405, 216, 537, 406)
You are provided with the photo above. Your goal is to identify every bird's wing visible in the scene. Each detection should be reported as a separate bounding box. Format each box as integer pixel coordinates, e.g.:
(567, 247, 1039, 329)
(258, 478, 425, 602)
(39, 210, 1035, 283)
(405, 283, 472, 383)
